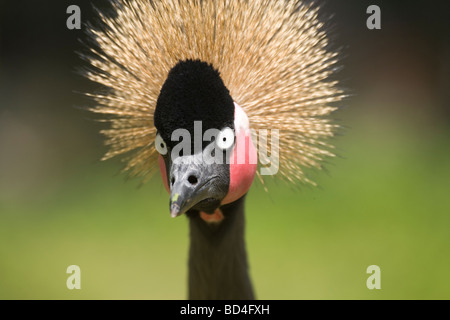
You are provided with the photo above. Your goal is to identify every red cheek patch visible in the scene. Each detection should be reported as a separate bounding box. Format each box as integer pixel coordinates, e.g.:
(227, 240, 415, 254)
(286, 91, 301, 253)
(222, 129, 257, 205)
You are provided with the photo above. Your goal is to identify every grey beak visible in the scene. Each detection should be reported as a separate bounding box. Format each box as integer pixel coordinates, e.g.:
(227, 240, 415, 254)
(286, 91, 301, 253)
(168, 153, 222, 218)
(170, 176, 208, 218)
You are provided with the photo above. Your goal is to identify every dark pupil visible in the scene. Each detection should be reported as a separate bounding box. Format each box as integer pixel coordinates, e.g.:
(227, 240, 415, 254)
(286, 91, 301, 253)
(223, 137, 227, 142)
(160, 143, 165, 148)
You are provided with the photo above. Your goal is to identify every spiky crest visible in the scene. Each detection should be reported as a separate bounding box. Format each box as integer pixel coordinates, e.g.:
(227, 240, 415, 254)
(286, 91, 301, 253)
(84, 0, 346, 185)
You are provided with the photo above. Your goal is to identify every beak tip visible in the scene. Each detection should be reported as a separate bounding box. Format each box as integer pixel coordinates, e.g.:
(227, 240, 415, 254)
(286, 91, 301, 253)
(170, 204, 181, 218)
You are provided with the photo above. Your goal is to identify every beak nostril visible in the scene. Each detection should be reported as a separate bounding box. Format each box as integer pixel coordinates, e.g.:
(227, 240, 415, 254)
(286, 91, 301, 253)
(171, 177, 175, 186)
(188, 175, 198, 185)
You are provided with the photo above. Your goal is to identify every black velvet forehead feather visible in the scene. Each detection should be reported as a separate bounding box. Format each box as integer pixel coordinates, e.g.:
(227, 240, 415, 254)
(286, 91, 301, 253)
(154, 60, 235, 147)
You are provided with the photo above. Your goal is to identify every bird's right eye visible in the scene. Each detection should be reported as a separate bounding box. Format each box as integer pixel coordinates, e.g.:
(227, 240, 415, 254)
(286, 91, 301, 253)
(155, 133, 168, 155)
(217, 127, 235, 151)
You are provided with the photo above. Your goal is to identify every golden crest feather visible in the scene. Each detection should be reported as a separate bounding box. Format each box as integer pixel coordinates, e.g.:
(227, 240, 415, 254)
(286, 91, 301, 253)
(84, 0, 346, 185)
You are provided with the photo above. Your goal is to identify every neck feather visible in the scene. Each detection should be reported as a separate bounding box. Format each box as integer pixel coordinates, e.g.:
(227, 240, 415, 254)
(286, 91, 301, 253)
(186, 196, 254, 300)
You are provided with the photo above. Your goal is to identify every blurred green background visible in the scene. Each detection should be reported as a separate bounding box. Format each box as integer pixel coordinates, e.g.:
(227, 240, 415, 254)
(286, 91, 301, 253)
(0, 0, 449, 299)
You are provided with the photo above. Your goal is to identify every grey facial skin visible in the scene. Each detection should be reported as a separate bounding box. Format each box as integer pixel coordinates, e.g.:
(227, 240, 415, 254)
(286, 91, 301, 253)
(165, 143, 230, 218)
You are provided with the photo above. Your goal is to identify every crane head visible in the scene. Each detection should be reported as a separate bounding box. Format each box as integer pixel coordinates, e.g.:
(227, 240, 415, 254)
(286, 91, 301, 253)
(154, 60, 257, 219)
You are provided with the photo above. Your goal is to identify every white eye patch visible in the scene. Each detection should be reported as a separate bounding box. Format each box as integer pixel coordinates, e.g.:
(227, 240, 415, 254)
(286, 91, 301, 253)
(155, 133, 168, 155)
(233, 102, 250, 133)
(216, 127, 234, 151)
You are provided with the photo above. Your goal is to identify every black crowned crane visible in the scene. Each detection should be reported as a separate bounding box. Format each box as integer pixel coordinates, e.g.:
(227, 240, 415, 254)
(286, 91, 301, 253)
(83, 0, 345, 299)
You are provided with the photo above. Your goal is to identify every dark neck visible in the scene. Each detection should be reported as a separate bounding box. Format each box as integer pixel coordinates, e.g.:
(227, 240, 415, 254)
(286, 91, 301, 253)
(187, 196, 254, 300)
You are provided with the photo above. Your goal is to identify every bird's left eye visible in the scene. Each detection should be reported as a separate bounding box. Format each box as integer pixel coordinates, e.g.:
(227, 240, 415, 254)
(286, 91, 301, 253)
(155, 133, 168, 155)
(216, 127, 235, 151)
